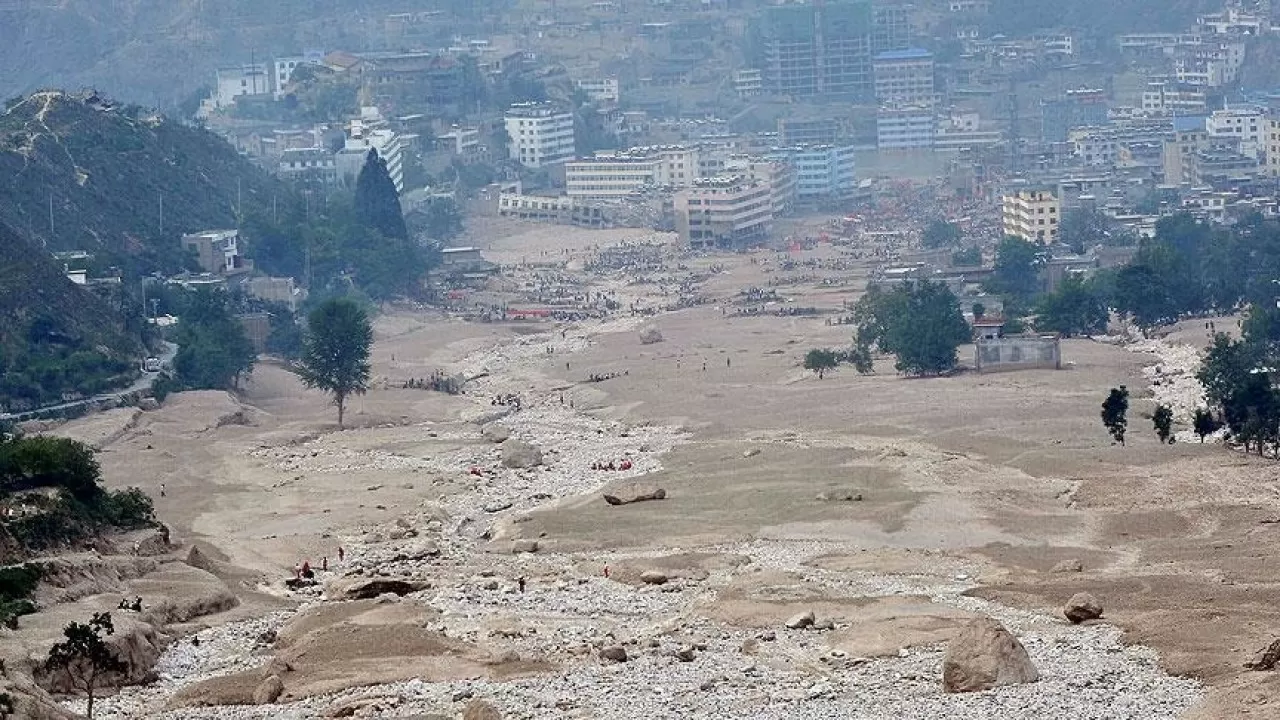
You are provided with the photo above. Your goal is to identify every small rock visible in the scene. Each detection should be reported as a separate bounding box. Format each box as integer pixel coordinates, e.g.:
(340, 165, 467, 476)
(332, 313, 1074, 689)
(740, 639, 760, 655)
(743, 448, 761, 458)
(1064, 592, 1104, 624)
(813, 618, 835, 631)
(758, 630, 776, 642)
(639, 570, 669, 585)
(451, 689, 474, 702)
(366, 484, 383, 492)
(599, 645, 629, 663)
(675, 645, 697, 662)
(483, 500, 514, 513)
(785, 610, 816, 630)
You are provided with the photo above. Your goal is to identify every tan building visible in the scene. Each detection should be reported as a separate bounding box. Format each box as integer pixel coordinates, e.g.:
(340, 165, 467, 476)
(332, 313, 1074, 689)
(1001, 189, 1060, 243)
(182, 230, 244, 274)
(674, 176, 773, 249)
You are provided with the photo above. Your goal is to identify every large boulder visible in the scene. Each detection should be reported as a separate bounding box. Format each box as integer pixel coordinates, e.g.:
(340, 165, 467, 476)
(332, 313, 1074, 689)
(252, 674, 285, 705)
(327, 578, 427, 601)
(1063, 592, 1104, 624)
(481, 424, 512, 444)
(639, 328, 664, 345)
(784, 610, 816, 630)
(603, 484, 666, 506)
(942, 618, 1040, 693)
(599, 645, 628, 663)
(501, 441, 543, 469)
(463, 699, 503, 720)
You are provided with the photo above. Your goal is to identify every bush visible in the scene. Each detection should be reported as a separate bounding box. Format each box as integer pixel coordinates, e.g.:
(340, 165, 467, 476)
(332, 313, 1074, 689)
(97, 488, 155, 529)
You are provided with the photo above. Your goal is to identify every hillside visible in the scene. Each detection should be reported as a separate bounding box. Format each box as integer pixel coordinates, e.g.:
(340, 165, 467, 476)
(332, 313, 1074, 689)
(0, 222, 140, 413)
(0, 90, 295, 269)
(0, 0, 486, 108)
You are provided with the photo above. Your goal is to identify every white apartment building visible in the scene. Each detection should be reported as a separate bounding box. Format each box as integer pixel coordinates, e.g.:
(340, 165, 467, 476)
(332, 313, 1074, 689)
(1141, 81, 1208, 115)
(574, 77, 620, 103)
(1207, 105, 1267, 160)
(674, 176, 774, 248)
(213, 64, 270, 109)
(272, 55, 321, 99)
(505, 103, 576, 169)
(877, 106, 936, 150)
(564, 144, 733, 199)
(336, 107, 405, 193)
(734, 69, 763, 99)
(1002, 189, 1060, 243)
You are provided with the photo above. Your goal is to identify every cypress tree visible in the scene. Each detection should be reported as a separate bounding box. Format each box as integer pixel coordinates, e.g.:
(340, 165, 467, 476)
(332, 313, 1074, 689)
(354, 149, 408, 241)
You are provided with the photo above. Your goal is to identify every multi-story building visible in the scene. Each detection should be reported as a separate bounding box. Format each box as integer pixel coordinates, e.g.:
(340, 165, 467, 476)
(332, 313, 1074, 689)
(277, 148, 337, 188)
(674, 176, 774, 248)
(182, 230, 244, 274)
(505, 102, 575, 169)
(756, 1, 875, 98)
(778, 117, 843, 146)
(1040, 89, 1108, 143)
(1267, 114, 1280, 178)
(877, 105, 935, 150)
(734, 69, 764, 99)
(1206, 105, 1267, 160)
(769, 145, 857, 200)
(726, 156, 796, 216)
(272, 55, 321, 99)
(873, 49, 935, 106)
(872, 3, 911, 53)
(1163, 129, 1210, 185)
(213, 64, 270, 109)
(335, 107, 406, 192)
(1002, 189, 1060, 243)
(574, 77, 620, 103)
(1141, 81, 1209, 115)
(934, 112, 1003, 152)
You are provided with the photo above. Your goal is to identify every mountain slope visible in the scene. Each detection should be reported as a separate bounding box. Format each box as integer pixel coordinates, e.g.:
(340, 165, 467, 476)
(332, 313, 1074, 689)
(0, 90, 292, 266)
(0, 222, 140, 412)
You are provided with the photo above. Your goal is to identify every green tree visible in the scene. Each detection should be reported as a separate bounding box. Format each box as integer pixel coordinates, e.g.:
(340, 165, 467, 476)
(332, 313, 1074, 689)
(985, 236, 1044, 302)
(1197, 334, 1256, 412)
(354, 149, 408, 241)
(872, 281, 973, 376)
(1112, 263, 1176, 334)
(1101, 386, 1130, 446)
(922, 219, 962, 249)
(1153, 404, 1174, 444)
(295, 298, 373, 429)
(44, 612, 127, 719)
(1034, 275, 1108, 337)
(422, 197, 464, 242)
(172, 289, 255, 391)
(1192, 407, 1218, 443)
(803, 348, 840, 378)
(847, 343, 875, 374)
(0, 436, 101, 502)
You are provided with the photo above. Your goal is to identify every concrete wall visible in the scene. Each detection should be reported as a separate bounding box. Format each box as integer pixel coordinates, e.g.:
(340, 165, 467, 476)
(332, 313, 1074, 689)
(974, 336, 1061, 372)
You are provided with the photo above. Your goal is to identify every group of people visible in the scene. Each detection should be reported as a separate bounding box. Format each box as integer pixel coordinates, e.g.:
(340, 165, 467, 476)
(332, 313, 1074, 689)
(590, 458, 633, 471)
(403, 371, 460, 394)
(586, 370, 628, 383)
(116, 597, 144, 612)
(491, 393, 522, 409)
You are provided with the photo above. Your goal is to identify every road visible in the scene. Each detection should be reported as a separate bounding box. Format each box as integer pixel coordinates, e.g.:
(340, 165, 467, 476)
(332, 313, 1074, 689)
(0, 341, 178, 422)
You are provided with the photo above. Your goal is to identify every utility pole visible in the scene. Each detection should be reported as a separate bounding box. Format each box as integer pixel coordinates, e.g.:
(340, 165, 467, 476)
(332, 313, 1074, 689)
(48, 193, 54, 245)
(159, 191, 164, 235)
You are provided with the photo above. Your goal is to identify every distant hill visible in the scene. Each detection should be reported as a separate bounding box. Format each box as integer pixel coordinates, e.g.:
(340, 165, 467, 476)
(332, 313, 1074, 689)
(0, 90, 298, 270)
(0, 222, 140, 413)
